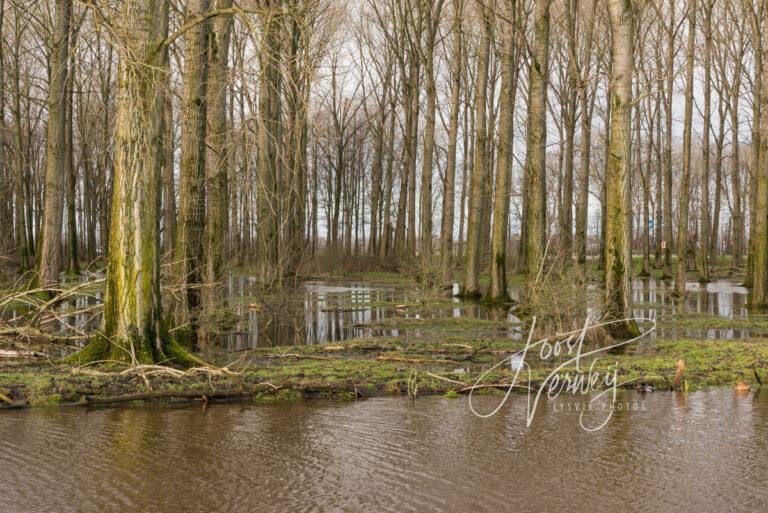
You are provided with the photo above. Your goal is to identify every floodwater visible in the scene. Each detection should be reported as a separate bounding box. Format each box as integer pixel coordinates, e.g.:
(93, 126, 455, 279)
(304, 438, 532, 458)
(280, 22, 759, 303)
(223, 278, 522, 350)
(1, 389, 766, 512)
(631, 278, 754, 339)
(0, 276, 754, 350)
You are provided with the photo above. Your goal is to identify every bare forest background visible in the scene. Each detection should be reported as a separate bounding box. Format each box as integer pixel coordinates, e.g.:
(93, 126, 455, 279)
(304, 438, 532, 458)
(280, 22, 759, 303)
(1, 0, 768, 362)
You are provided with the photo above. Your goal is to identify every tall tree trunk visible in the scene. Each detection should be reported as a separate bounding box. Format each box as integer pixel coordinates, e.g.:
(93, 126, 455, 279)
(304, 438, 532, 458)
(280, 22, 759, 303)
(752, 9, 768, 306)
(420, 1, 442, 256)
(662, 0, 675, 279)
(12, 15, 29, 271)
(747, 6, 763, 288)
(162, 84, 176, 257)
(604, 0, 639, 337)
(731, 43, 743, 267)
(440, 0, 463, 277)
(202, 0, 233, 330)
(65, 51, 79, 275)
(256, 2, 282, 283)
(674, 0, 696, 299)
(73, 0, 198, 366)
(0, 0, 5, 249)
(522, 0, 550, 302)
(175, 0, 211, 331)
(698, 0, 712, 282)
(654, 84, 663, 269)
(560, 0, 578, 259)
(460, 0, 491, 298)
(576, 0, 598, 264)
(640, 93, 651, 277)
(488, 0, 518, 302)
(37, 0, 72, 288)
(710, 92, 725, 261)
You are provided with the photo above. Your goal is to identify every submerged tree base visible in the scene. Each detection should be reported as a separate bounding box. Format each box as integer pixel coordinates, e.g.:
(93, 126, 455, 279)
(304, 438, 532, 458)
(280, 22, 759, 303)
(68, 331, 207, 368)
(481, 293, 514, 306)
(605, 318, 642, 340)
(457, 288, 483, 300)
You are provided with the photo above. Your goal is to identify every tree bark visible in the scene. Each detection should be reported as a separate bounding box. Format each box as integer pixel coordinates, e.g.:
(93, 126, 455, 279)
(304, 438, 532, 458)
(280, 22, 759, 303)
(256, 1, 282, 283)
(73, 0, 198, 366)
(37, 0, 72, 288)
(488, 0, 519, 302)
(175, 0, 211, 330)
(202, 0, 234, 327)
(604, 0, 639, 337)
(674, 0, 696, 299)
(697, 0, 712, 282)
(752, 7, 768, 306)
(522, 0, 550, 302)
(575, 0, 598, 264)
(460, 0, 491, 298)
(440, 0, 463, 278)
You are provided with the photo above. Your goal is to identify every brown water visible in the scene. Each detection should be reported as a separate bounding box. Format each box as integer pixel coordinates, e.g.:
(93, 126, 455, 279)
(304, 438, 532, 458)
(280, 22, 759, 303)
(1, 389, 766, 512)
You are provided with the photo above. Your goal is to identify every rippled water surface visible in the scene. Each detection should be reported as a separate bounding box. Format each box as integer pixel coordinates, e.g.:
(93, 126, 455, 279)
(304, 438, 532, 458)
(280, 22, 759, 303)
(2, 389, 767, 512)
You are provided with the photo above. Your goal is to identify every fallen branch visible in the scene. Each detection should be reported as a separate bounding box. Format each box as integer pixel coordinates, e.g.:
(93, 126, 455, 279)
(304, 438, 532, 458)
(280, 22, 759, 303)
(0, 326, 84, 343)
(265, 353, 335, 361)
(425, 371, 467, 386)
(0, 349, 48, 359)
(29, 278, 106, 326)
(375, 354, 469, 365)
(0, 392, 26, 408)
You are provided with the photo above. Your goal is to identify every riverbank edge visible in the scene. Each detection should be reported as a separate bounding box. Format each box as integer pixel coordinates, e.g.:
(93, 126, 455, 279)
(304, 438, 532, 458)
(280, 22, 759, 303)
(1, 336, 765, 409)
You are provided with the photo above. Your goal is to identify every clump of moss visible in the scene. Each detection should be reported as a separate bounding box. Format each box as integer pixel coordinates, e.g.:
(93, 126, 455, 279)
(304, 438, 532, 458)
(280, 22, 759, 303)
(253, 388, 302, 404)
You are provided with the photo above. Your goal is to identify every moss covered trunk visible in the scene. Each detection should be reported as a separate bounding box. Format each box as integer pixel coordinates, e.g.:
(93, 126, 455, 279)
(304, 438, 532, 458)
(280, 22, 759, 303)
(603, 0, 639, 338)
(73, 0, 196, 366)
(752, 10, 768, 306)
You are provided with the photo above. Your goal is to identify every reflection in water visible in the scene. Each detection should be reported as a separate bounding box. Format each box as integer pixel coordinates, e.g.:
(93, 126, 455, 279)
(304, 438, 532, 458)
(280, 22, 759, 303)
(1, 276, 754, 350)
(1, 389, 766, 512)
(631, 278, 751, 340)
(223, 278, 521, 350)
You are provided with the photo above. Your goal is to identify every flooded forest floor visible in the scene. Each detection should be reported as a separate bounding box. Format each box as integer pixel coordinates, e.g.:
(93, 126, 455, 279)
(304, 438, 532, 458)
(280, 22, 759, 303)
(2, 260, 767, 409)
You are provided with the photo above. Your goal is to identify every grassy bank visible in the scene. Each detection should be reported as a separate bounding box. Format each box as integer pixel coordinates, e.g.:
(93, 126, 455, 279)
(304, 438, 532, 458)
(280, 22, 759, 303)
(2, 335, 765, 409)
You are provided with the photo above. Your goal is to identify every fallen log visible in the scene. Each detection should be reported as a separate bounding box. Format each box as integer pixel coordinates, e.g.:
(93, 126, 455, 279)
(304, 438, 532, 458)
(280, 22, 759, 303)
(79, 382, 280, 405)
